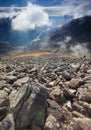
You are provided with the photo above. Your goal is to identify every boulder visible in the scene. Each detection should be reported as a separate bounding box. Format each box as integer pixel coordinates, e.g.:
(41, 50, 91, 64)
(5, 76, 17, 84)
(62, 71, 71, 81)
(49, 88, 63, 103)
(67, 118, 91, 130)
(11, 83, 48, 130)
(0, 90, 10, 108)
(44, 114, 60, 130)
(47, 99, 63, 122)
(0, 113, 15, 130)
(77, 86, 91, 103)
(66, 78, 82, 89)
(0, 107, 8, 121)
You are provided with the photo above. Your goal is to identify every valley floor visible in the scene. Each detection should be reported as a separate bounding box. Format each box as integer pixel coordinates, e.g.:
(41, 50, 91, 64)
(0, 53, 91, 130)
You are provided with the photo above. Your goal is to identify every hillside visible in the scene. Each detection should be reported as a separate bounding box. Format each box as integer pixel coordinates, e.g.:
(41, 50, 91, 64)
(48, 16, 91, 52)
(0, 41, 17, 54)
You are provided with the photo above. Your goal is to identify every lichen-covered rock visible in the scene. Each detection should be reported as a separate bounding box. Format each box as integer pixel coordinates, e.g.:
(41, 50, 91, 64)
(11, 83, 48, 130)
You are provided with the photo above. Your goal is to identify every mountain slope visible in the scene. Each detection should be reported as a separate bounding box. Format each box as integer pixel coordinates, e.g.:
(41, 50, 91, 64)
(0, 41, 17, 54)
(48, 16, 91, 52)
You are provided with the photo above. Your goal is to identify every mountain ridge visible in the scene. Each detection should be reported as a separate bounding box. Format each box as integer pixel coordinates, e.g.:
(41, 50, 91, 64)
(48, 16, 91, 52)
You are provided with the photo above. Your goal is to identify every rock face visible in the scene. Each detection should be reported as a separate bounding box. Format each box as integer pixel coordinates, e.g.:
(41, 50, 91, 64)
(0, 54, 91, 130)
(12, 83, 48, 130)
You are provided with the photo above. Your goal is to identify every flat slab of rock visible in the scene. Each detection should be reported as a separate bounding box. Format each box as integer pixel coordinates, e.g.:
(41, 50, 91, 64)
(14, 77, 29, 85)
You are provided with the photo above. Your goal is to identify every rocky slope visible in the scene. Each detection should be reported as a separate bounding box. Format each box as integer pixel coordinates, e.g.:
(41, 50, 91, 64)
(0, 54, 91, 130)
(48, 16, 91, 52)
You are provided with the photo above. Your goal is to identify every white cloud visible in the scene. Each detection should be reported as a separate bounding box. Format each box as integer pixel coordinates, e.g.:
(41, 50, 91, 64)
(43, 6, 74, 17)
(0, 0, 91, 31)
(0, 7, 20, 19)
(87, 10, 91, 15)
(70, 44, 89, 56)
(64, 36, 71, 43)
(11, 3, 51, 31)
(44, 0, 91, 18)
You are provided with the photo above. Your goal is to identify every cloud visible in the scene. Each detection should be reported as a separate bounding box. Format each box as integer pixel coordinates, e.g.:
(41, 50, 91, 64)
(47, 35, 90, 56)
(44, 6, 74, 17)
(87, 10, 91, 15)
(70, 43, 89, 56)
(0, 7, 20, 19)
(0, 0, 91, 31)
(0, 0, 90, 19)
(44, 0, 91, 18)
(57, 36, 71, 52)
(11, 3, 51, 31)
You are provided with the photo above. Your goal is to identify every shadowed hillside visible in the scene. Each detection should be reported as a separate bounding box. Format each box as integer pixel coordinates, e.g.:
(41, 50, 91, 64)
(48, 16, 91, 52)
(0, 41, 17, 54)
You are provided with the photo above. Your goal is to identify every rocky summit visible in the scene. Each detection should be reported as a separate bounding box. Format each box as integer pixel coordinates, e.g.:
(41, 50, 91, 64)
(0, 54, 91, 130)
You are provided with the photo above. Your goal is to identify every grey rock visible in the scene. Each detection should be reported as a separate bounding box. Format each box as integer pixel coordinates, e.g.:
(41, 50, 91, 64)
(0, 113, 15, 130)
(67, 118, 91, 130)
(11, 83, 48, 129)
(0, 107, 8, 121)
(63, 88, 74, 100)
(4, 88, 11, 95)
(5, 76, 17, 84)
(47, 99, 63, 121)
(14, 77, 29, 85)
(65, 78, 82, 89)
(87, 69, 91, 74)
(77, 86, 91, 103)
(44, 114, 60, 130)
(0, 90, 10, 108)
(0, 81, 7, 90)
(62, 71, 71, 81)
